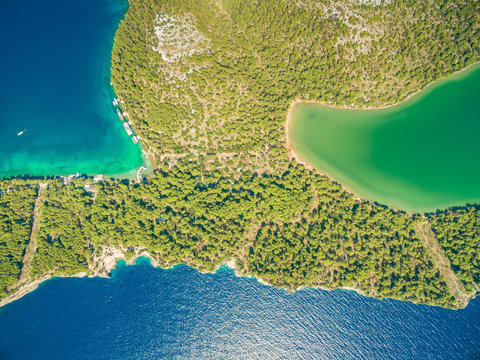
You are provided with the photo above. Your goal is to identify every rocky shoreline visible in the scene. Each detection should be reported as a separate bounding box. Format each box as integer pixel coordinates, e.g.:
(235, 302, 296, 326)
(2, 246, 474, 311)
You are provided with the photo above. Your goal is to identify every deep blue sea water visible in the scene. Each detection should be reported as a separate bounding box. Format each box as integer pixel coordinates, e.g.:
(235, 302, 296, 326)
(0, 258, 478, 360)
(0, 0, 142, 178)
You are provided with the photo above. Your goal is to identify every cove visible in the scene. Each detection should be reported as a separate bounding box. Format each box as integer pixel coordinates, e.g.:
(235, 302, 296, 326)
(288, 65, 480, 213)
(0, 258, 478, 359)
(0, 0, 142, 178)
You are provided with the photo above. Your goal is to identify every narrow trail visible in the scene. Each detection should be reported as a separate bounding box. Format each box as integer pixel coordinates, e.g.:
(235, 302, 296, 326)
(237, 220, 260, 272)
(415, 221, 471, 307)
(18, 183, 47, 283)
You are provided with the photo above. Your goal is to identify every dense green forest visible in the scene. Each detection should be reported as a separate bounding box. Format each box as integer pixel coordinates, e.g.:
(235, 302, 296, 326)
(1, 162, 478, 308)
(1, 0, 479, 308)
(0, 185, 36, 294)
(429, 208, 480, 293)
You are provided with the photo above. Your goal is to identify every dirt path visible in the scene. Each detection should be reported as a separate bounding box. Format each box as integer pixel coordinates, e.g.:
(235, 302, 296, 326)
(415, 221, 471, 307)
(18, 183, 47, 283)
(236, 220, 260, 272)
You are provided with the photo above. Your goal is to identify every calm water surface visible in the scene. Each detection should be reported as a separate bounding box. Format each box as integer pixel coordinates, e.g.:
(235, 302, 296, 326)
(289, 66, 480, 212)
(0, 0, 142, 178)
(0, 258, 478, 360)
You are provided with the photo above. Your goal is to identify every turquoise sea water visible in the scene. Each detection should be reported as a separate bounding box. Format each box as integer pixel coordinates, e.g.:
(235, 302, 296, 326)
(289, 66, 480, 212)
(0, 258, 478, 360)
(0, 0, 143, 178)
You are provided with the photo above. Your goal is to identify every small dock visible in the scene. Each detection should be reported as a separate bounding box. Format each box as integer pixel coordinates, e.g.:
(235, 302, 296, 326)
(136, 166, 147, 182)
(113, 98, 141, 145)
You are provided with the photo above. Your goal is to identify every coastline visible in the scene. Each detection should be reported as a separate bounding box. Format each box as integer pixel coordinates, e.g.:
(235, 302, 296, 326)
(0, 246, 156, 310)
(1, 250, 472, 311)
(287, 61, 480, 113)
(285, 99, 369, 207)
(284, 61, 480, 214)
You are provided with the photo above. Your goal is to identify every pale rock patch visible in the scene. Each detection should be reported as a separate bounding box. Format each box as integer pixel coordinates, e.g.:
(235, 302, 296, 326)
(153, 14, 210, 62)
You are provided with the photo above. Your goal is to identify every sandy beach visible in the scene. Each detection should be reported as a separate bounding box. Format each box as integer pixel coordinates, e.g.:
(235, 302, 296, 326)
(284, 100, 365, 203)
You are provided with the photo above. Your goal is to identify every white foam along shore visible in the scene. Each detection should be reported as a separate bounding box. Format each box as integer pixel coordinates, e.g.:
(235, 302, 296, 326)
(0, 249, 363, 309)
(1, 247, 474, 310)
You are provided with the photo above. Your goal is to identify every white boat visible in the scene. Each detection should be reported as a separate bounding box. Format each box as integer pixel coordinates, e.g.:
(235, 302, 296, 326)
(116, 108, 124, 121)
(123, 122, 133, 136)
(132, 135, 139, 144)
(17, 129, 26, 136)
(113, 98, 119, 106)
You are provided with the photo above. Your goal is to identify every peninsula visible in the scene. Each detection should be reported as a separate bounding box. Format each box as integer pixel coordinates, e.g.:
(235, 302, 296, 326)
(1, 0, 479, 310)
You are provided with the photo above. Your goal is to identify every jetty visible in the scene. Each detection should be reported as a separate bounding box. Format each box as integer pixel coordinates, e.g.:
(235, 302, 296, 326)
(112, 98, 140, 143)
(136, 166, 147, 182)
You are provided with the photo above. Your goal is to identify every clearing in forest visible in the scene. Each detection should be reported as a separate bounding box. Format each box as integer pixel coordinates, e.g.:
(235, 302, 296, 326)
(415, 221, 471, 307)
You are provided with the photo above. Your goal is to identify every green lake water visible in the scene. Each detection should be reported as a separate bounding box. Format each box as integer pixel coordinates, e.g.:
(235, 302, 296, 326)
(289, 65, 480, 213)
